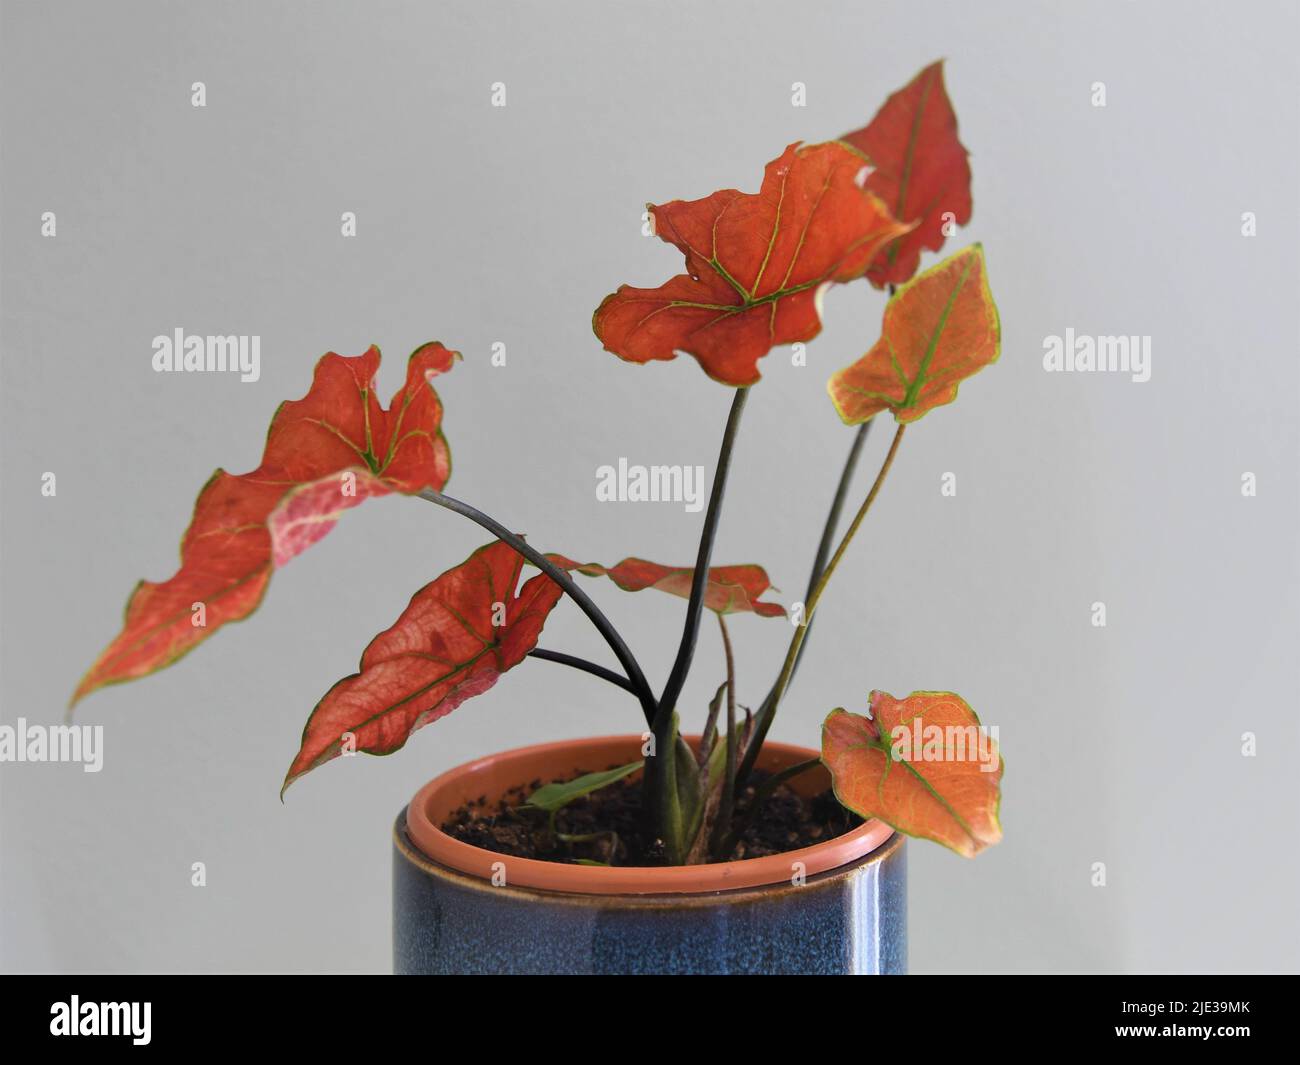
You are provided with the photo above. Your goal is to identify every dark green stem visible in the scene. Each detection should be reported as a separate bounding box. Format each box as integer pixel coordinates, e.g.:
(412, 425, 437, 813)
(736, 285, 897, 792)
(730, 422, 870, 795)
(710, 614, 740, 858)
(649, 386, 749, 863)
(793, 420, 871, 680)
(736, 421, 907, 788)
(527, 648, 637, 695)
(418, 488, 658, 727)
(655, 386, 749, 721)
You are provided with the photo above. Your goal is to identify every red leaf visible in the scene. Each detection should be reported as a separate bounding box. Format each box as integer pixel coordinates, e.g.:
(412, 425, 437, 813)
(72, 343, 458, 706)
(550, 556, 785, 617)
(821, 691, 1003, 858)
(828, 244, 999, 425)
(593, 141, 912, 386)
(282, 540, 563, 791)
(842, 60, 973, 288)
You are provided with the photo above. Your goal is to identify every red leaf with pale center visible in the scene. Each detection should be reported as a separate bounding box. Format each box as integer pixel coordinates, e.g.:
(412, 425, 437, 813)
(828, 244, 999, 425)
(549, 556, 785, 617)
(72, 343, 458, 706)
(282, 540, 563, 791)
(821, 691, 1003, 858)
(842, 60, 973, 288)
(593, 141, 912, 386)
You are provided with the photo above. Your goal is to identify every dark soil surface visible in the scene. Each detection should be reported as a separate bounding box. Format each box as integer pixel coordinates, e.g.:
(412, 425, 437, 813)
(439, 767, 861, 866)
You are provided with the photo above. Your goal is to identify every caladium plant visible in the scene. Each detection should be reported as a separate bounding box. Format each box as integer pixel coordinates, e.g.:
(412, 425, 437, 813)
(75, 60, 1004, 865)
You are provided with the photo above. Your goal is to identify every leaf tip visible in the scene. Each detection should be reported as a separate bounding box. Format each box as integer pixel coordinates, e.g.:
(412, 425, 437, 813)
(67, 667, 103, 714)
(279, 765, 301, 802)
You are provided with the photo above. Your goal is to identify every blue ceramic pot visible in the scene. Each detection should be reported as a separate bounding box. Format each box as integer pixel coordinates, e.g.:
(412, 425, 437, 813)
(393, 736, 906, 975)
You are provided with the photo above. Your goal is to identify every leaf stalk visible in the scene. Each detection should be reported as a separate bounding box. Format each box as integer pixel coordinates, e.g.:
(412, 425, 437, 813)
(736, 420, 907, 787)
(418, 489, 659, 726)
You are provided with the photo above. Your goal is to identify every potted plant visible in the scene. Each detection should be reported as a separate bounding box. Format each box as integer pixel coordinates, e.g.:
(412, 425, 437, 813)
(73, 60, 1003, 975)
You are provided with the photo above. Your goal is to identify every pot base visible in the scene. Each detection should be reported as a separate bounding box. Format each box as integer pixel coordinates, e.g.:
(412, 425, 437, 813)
(393, 814, 906, 975)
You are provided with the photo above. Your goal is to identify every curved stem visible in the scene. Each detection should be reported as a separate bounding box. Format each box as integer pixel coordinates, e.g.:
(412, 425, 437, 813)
(417, 488, 658, 726)
(656, 387, 749, 723)
(792, 420, 871, 680)
(711, 614, 740, 857)
(717, 614, 738, 731)
(528, 648, 637, 695)
(788, 286, 892, 685)
(741, 420, 870, 778)
(649, 386, 749, 864)
(736, 421, 907, 787)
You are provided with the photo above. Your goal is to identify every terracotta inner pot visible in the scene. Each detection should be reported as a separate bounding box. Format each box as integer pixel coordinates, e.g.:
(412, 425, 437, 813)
(404, 734, 894, 896)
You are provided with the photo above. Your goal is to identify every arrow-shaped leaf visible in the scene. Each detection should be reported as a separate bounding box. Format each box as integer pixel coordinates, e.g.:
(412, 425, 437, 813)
(73, 343, 458, 706)
(827, 244, 999, 425)
(548, 557, 785, 617)
(594, 140, 913, 386)
(842, 60, 973, 288)
(821, 690, 1003, 858)
(283, 540, 564, 793)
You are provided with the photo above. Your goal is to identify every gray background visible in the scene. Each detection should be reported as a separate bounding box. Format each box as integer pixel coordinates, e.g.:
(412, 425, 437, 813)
(2, 0, 1297, 974)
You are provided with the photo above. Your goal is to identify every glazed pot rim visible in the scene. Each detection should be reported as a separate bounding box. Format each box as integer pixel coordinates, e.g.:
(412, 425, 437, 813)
(404, 733, 896, 896)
